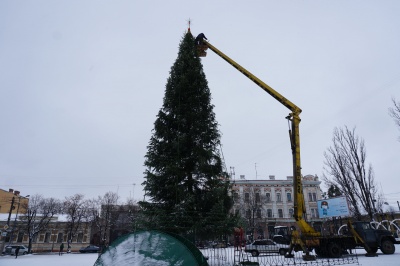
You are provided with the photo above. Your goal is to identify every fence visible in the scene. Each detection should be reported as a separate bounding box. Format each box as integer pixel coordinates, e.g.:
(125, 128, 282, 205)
(200, 246, 359, 266)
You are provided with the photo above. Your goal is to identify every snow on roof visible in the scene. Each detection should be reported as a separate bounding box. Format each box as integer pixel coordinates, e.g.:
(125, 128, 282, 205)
(0, 213, 69, 222)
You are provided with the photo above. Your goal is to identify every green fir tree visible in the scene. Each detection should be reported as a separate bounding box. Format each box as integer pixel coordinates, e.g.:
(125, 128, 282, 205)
(327, 184, 342, 198)
(139, 31, 236, 239)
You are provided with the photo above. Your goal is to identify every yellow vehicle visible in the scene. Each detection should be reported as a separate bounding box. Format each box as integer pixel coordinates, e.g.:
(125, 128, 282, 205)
(196, 34, 396, 260)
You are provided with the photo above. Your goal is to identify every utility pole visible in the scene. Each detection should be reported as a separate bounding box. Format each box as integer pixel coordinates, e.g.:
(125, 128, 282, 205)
(6, 197, 15, 226)
(9, 197, 21, 245)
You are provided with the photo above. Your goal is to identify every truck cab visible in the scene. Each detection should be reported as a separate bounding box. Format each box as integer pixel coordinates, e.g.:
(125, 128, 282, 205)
(272, 226, 291, 245)
(352, 221, 396, 254)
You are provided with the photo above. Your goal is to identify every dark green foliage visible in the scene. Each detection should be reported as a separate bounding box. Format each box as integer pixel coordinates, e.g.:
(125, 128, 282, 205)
(327, 184, 342, 198)
(139, 31, 237, 238)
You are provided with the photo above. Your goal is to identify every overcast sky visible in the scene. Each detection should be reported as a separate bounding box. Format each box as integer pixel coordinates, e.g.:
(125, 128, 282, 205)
(1, 1, 399, 207)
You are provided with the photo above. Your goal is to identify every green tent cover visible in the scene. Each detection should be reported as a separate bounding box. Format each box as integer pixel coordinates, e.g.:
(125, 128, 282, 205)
(94, 230, 209, 266)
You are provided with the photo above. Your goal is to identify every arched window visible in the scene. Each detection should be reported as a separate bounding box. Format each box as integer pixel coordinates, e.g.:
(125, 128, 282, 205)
(266, 193, 271, 202)
(276, 193, 282, 202)
(287, 192, 292, 202)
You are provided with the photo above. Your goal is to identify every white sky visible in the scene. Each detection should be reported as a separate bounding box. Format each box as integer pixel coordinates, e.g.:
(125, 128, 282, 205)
(0, 1, 399, 206)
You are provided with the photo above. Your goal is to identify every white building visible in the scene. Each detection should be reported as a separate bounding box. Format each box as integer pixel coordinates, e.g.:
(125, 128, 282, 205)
(230, 174, 323, 239)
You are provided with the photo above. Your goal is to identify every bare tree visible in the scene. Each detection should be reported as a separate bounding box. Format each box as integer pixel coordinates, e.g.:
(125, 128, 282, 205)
(124, 198, 140, 230)
(389, 97, 400, 141)
(242, 187, 263, 240)
(63, 194, 87, 247)
(323, 126, 377, 220)
(108, 198, 141, 243)
(86, 192, 119, 249)
(98, 192, 119, 248)
(22, 194, 62, 253)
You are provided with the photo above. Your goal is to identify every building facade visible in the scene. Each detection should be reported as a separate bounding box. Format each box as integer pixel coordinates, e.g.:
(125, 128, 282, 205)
(0, 213, 92, 253)
(0, 188, 29, 216)
(231, 174, 323, 240)
(0, 188, 93, 253)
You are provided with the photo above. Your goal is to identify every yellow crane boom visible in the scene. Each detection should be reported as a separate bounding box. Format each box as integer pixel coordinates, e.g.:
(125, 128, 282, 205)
(198, 36, 393, 260)
(198, 40, 319, 237)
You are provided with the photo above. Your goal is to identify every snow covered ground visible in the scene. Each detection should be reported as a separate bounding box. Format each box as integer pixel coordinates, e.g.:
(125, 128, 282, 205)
(1, 250, 400, 266)
(0, 253, 99, 266)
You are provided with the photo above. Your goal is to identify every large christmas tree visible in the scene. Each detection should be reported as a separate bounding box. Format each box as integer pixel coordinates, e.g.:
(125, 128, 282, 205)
(140, 30, 235, 239)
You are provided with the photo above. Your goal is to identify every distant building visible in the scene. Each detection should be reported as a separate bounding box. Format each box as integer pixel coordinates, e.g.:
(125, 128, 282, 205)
(0, 187, 92, 253)
(230, 174, 323, 239)
(0, 188, 30, 215)
(0, 212, 92, 253)
(0, 186, 141, 254)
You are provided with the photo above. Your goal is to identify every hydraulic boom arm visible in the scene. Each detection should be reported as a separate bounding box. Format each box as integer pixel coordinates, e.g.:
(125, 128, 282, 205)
(199, 40, 319, 237)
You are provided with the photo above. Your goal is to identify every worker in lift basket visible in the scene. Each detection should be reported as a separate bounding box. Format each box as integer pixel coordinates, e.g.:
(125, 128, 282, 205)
(195, 33, 207, 45)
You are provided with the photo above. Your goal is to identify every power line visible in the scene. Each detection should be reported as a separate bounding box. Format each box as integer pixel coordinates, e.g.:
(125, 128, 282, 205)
(0, 183, 139, 189)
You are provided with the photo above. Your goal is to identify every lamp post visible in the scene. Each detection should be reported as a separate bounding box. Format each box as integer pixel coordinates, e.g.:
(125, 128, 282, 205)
(6, 197, 15, 227)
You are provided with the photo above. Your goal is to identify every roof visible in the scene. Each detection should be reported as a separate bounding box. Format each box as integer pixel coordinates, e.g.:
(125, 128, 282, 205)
(0, 213, 69, 222)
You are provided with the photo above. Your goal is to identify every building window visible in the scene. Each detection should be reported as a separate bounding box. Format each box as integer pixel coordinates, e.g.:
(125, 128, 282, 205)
(311, 209, 316, 218)
(256, 208, 262, 218)
(267, 209, 272, 218)
(278, 209, 283, 218)
(233, 192, 239, 202)
(313, 208, 319, 218)
(246, 209, 251, 218)
(44, 232, 51, 243)
(289, 208, 294, 218)
(276, 193, 282, 202)
(255, 193, 260, 203)
(77, 233, 83, 243)
(17, 232, 24, 243)
(245, 193, 250, 203)
(287, 192, 292, 202)
(266, 193, 271, 202)
(57, 233, 63, 243)
(308, 192, 317, 202)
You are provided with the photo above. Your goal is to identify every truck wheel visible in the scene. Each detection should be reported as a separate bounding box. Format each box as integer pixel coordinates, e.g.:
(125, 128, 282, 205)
(367, 247, 378, 254)
(251, 250, 259, 257)
(315, 247, 329, 257)
(315, 247, 323, 257)
(380, 240, 395, 254)
(327, 242, 342, 258)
